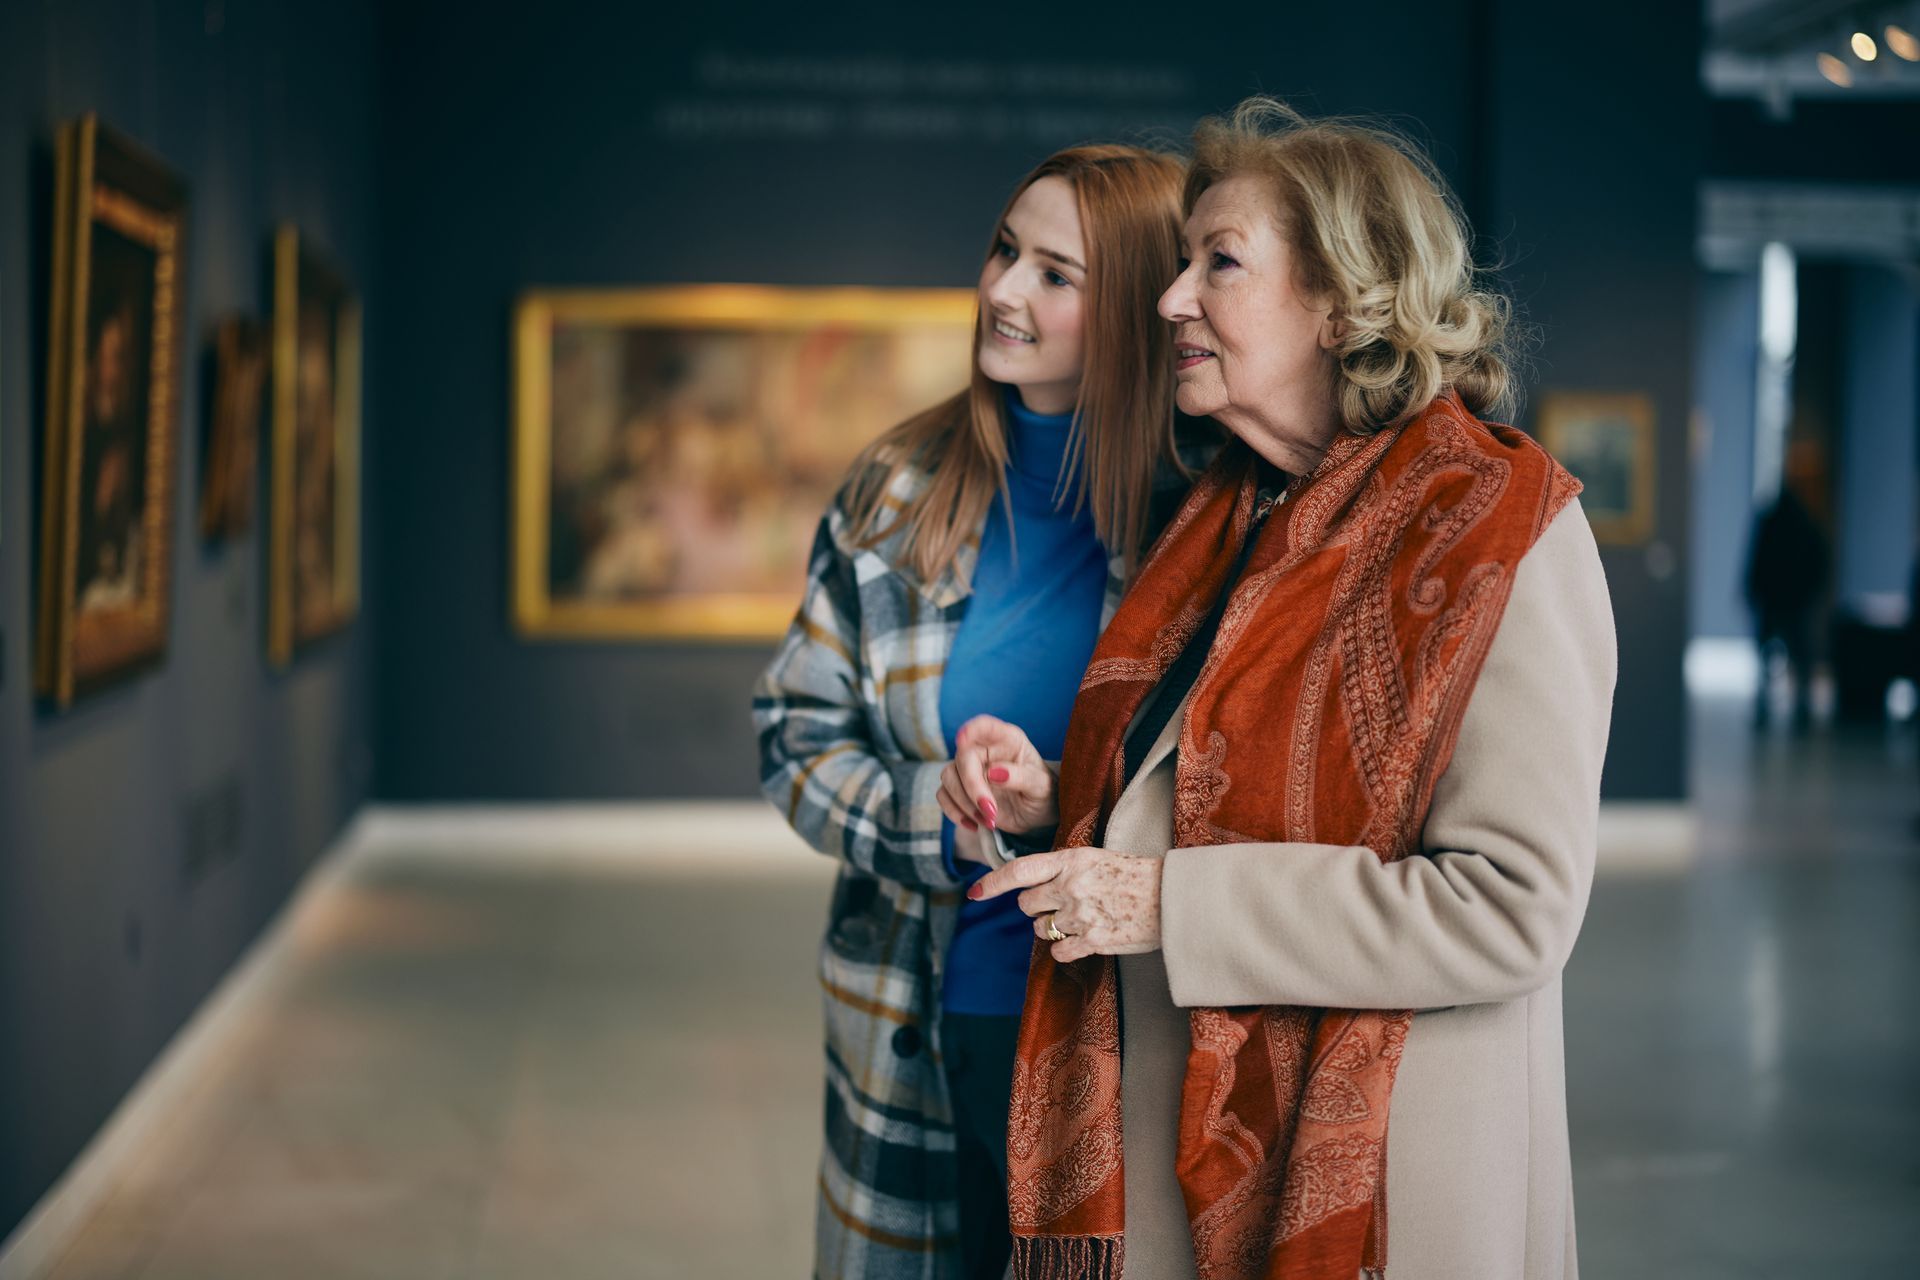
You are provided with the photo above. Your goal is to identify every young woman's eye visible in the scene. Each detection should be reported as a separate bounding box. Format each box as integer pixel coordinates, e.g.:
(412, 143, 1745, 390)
(1211, 252, 1238, 270)
(1044, 270, 1070, 288)
(995, 238, 1017, 260)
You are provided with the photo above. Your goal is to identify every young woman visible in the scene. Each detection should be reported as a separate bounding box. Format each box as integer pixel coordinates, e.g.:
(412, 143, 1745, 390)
(753, 145, 1212, 1280)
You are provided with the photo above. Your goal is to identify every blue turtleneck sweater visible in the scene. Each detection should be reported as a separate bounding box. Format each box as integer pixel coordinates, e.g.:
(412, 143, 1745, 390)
(939, 391, 1109, 1016)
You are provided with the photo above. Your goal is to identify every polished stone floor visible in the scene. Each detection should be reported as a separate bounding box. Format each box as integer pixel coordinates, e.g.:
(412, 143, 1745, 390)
(1567, 698, 1920, 1278)
(3, 699, 1915, 1278)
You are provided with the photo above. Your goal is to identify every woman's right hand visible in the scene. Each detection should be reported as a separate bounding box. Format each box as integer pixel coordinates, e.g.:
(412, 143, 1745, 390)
(938, 715, 1059, 838)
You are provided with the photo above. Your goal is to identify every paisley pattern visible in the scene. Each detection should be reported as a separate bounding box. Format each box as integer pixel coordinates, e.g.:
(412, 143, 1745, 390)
(1008, 395, 1579, 1279)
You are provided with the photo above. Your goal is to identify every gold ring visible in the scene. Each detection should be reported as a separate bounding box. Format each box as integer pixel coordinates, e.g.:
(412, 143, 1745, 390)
(1046, 912, 1066, 943)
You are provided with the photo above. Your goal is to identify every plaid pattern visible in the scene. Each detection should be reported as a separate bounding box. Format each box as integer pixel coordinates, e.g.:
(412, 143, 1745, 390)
(754, 428, 1217, 1280)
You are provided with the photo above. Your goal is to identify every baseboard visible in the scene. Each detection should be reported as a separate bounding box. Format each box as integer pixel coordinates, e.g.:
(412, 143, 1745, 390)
(351, 799, 814, 869)
(1595, 801, 1695, 875)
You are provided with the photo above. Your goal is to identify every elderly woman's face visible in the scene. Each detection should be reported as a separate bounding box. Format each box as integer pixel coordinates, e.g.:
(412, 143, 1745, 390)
(1158, 175, 1337, 433)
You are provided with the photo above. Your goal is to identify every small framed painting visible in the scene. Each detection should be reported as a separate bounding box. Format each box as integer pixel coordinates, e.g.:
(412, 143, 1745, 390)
(268, 226, 360, 666)
(36, 114, 187, 707)
(511, 285, 976, 640)
(1535, 391, 1656, 545)
(200, 314, 267, 541)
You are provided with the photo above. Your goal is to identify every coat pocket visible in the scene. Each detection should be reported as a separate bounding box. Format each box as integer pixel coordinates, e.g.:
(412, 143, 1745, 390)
(825, 869, 884, 961)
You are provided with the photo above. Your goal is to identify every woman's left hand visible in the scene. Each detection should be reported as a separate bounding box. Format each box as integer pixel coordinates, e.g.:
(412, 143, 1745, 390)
(967, 847, 1161, 963)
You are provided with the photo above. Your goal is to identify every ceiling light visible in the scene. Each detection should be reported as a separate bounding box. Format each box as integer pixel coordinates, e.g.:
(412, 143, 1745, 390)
(1887, 25, 1920, 61)
(1817, 52, 1854, 85)
(1852, 31, 1878, 60)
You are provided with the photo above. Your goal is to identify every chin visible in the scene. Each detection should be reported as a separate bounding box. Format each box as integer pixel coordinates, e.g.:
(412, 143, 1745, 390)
(1175, 383, 1223, 419)
(976, 346, 1015, 384)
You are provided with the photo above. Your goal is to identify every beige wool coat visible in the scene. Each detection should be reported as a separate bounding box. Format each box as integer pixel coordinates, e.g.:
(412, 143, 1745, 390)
(1087, 499, 1616, 1280)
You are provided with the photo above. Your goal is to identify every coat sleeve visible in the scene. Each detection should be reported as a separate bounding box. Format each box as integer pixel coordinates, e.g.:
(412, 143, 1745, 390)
(1158, 500, 1617, 1010)
(751, 506, 960, 890)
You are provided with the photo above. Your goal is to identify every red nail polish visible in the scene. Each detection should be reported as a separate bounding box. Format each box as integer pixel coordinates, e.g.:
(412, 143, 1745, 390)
(988, 766, 1010, 783)
(967, 883, 983, 900)
(980, 798, 998, 826)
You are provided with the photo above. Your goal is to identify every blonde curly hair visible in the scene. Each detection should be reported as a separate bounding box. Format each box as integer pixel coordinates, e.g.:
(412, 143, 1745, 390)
(1186, 97, 1518, 433)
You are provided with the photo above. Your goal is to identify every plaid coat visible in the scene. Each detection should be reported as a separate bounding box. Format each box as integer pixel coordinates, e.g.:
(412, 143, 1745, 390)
(753, 428, 1214, 1280)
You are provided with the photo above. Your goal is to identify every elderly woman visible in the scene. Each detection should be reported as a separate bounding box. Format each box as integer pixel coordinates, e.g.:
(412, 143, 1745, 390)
(958, 98, 1615, 1279)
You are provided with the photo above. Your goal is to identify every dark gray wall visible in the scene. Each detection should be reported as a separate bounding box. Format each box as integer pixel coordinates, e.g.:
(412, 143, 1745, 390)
(372, 0, 1700, 804)
(0, 0, 381, 1240)
(1483, 0, 1702, 797)
(370, 3, 1492, 800)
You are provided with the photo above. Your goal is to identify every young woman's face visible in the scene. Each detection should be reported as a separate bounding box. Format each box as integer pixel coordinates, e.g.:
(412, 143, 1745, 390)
(976, 175, 1088, 416)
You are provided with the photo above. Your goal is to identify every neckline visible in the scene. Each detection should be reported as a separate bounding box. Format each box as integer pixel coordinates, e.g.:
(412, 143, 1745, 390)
(1002, 389, 1080, 498)
(1005, 390, 1074, 430)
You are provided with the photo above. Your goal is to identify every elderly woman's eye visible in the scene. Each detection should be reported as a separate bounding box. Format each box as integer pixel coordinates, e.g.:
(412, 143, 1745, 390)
(1176, 257, 1191, 273)
(1211, 252, 1238, 270)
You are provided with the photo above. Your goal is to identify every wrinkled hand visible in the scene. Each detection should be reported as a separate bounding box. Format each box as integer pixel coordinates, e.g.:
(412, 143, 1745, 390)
(938, 715, 1059, 843)
(967, 847, 1161, 963)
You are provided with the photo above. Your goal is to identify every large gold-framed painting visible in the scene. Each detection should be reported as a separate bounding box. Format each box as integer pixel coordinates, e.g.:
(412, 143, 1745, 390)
(1535, 391, 1657, 545)
(269, 226, 360, 666)
(36, 114, 186, 707)
(512, 286, 976, 640)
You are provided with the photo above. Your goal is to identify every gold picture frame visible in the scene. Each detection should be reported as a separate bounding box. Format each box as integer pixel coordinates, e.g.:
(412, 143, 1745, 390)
(268, 226, 360, 666)
(36, 114, 186, 707)
(1535, 391, 1657, 545)
(512, 285, 977, 641)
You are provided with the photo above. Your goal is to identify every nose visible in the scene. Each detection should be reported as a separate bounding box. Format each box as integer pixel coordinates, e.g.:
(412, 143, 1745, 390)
(985, 262, 1025, 315)
(1159, 264, 1199, 322)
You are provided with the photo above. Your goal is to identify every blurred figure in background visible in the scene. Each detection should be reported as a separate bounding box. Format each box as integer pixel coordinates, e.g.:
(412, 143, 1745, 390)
(1744, 437, 1831, 733)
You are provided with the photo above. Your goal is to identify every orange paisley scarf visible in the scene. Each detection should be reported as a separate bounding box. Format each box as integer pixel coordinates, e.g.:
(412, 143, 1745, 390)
(1009, 393, 1580, 1279)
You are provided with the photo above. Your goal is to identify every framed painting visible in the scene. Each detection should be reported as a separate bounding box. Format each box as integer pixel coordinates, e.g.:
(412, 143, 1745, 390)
(36, 114, 187, 707)
(268, 226, 360, 666)
(512, 285, 977, 640)
(199, 314, 267, 541)
(1535, 391, 1656, 545)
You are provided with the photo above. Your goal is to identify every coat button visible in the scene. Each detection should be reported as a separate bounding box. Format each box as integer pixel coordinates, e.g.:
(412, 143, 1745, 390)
(891, 1025, 922, 1058)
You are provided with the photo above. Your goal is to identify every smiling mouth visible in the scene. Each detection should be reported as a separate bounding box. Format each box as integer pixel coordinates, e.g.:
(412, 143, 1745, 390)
(1175, 345, 1215, 369)
(993, 319, 1036, 344)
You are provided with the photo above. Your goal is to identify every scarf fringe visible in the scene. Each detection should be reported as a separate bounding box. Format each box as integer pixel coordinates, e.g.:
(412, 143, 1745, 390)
(1010, 1233, 1124, 1280)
